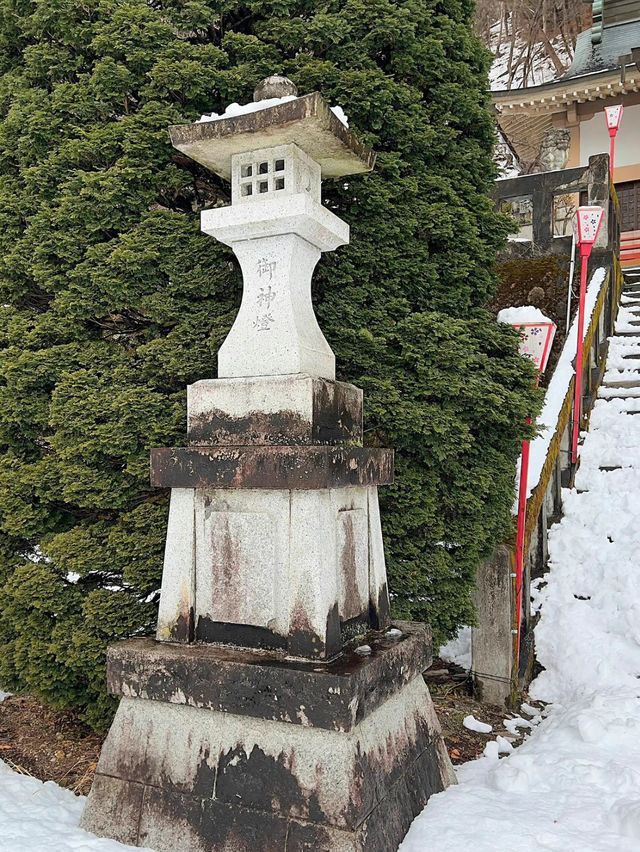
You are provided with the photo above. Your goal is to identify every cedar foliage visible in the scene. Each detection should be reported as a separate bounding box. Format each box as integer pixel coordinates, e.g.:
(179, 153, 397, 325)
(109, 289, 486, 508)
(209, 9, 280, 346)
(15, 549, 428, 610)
(0, 0, 539, 731)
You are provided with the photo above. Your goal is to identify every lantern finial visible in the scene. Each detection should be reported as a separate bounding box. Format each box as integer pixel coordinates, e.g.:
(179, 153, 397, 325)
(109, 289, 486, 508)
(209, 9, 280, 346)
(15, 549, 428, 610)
(253, 74, 298, 102)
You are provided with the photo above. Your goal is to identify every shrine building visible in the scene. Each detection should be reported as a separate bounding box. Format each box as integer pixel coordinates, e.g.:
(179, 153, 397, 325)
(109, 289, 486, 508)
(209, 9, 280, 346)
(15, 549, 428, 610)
(492, 0, 640, 264)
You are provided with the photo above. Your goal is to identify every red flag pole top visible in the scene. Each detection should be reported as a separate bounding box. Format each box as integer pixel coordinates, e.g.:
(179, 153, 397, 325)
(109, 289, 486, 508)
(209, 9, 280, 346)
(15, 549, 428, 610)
(604, 104, 623, 180)
(571, 206, 605, 466)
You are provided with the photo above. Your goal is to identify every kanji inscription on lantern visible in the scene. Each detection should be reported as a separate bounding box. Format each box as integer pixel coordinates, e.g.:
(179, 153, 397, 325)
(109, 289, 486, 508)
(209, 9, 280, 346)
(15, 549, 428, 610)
(253, 283, 277, 330)
(257, 284, 276, 308)
(253, 312, 275, 331)
(257, 257, 277, 279)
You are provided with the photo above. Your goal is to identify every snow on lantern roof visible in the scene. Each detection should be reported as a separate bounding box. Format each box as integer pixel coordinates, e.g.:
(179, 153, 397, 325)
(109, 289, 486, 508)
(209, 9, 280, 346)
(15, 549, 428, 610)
(168, 76, 375, 182)
(497, 305, 553, 325)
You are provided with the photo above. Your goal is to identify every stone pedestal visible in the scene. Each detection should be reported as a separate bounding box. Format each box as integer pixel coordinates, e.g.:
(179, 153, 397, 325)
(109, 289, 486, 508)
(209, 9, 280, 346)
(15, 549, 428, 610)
(81, 626, 454, 852)
(151, 373, 393, 659)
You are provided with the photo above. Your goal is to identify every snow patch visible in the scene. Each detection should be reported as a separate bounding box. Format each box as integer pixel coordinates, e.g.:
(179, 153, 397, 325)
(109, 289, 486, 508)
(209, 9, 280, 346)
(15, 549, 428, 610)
(0, 762, 138, 851)
(197, 97, 349, 127)
(439, 626, 471, 671)
(498, 305, 553, 325)
(400, 283, 640, 852)
(463, 715, 493, 734)
(488, 17, 572, 92)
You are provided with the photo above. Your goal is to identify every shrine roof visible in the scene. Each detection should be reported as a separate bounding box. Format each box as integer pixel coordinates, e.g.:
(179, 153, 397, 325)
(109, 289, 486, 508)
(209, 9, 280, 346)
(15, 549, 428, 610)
(563, 18, 640, 80)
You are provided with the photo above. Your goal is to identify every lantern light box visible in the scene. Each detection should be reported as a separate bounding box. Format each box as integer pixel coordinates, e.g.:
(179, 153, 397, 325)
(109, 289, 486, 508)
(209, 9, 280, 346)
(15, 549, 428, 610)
(497, 306, 557, 375)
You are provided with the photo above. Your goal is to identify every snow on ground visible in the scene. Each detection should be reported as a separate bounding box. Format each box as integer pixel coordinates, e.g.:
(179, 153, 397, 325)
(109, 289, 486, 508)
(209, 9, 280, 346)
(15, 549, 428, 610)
(401, 302, 640, 852)
(0, 763, 144, 852)
(0, 679, 138, 850)
(439, 626, 471, 671)
(462, 715, 492, 734)
(497, 304, 553, 325)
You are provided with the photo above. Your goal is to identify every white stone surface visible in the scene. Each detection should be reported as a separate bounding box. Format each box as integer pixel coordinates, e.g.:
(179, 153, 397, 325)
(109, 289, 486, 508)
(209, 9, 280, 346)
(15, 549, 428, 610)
(97, 697, 217, 793)
(152, 486, 387, 651)
(201, 192, 348, 251)
(195, 489, 290, 632)
(97, 673, 437, 821)
(156, 489, 196, 641)
(188, 374, 314, 426)
(231, 143, 321, 205)
(367, 486, 389, 606)
(336, 507, 369, 621)
(288, 489, 341, 645)
(216, 232, 336, 380)
(202, 189, 349, 381)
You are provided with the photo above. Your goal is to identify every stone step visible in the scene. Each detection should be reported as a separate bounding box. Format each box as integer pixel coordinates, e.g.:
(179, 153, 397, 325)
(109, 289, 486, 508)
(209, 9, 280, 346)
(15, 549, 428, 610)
(600, 385, 640, 392)
(601, 380, 640, 389)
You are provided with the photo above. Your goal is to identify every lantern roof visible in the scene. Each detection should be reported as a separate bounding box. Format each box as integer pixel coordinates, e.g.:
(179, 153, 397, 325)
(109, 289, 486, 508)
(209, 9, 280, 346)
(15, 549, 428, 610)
(168, 87, 375, 182)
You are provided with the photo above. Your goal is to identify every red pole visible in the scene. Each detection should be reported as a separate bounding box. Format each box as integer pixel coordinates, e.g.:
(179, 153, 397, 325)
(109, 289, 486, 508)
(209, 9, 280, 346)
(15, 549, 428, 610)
(571, 244, 592, 465)
(514, 427, 531, 660)
(609, 131, 616, 180)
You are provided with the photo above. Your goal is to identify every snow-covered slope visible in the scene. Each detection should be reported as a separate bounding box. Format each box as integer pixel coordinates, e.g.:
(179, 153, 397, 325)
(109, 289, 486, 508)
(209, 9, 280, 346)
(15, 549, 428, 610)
(400, 293, 640, 852)
(488, 19, 572, 92)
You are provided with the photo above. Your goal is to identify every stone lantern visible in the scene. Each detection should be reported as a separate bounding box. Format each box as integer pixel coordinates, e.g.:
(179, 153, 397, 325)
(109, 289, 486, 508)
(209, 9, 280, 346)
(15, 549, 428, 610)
(81, 77, 453, 852)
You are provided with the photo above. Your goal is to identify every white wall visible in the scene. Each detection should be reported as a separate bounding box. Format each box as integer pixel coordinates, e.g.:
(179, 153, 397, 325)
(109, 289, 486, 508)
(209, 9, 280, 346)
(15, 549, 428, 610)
(580, 103, 640, 168)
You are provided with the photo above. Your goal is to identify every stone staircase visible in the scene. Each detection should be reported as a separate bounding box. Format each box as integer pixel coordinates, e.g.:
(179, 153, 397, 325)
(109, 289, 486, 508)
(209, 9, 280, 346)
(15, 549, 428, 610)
(579, 266, 640, 481)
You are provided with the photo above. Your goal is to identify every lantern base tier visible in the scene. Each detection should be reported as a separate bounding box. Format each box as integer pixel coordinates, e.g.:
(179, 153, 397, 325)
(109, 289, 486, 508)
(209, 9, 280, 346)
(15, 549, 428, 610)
(187, 375, 363, 447)
(80, 630, 455, 852)
(150, 446, 394, 490)
(107, 623, 431, 730)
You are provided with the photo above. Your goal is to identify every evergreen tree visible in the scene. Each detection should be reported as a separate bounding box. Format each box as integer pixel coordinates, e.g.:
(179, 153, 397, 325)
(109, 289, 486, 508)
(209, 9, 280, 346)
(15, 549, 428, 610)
(0, 0, 538, 731)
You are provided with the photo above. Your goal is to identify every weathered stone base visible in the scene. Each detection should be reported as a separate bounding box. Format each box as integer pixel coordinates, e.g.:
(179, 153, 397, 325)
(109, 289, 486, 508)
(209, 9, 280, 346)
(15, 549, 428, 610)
(81, 629, 454, 851)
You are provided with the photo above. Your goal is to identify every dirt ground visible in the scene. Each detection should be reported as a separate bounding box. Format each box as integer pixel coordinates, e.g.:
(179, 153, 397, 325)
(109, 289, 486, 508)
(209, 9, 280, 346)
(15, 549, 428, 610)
(0, 658, 538, 795)
(425, 657, 539, 765)
(0, 694, 102, 796)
